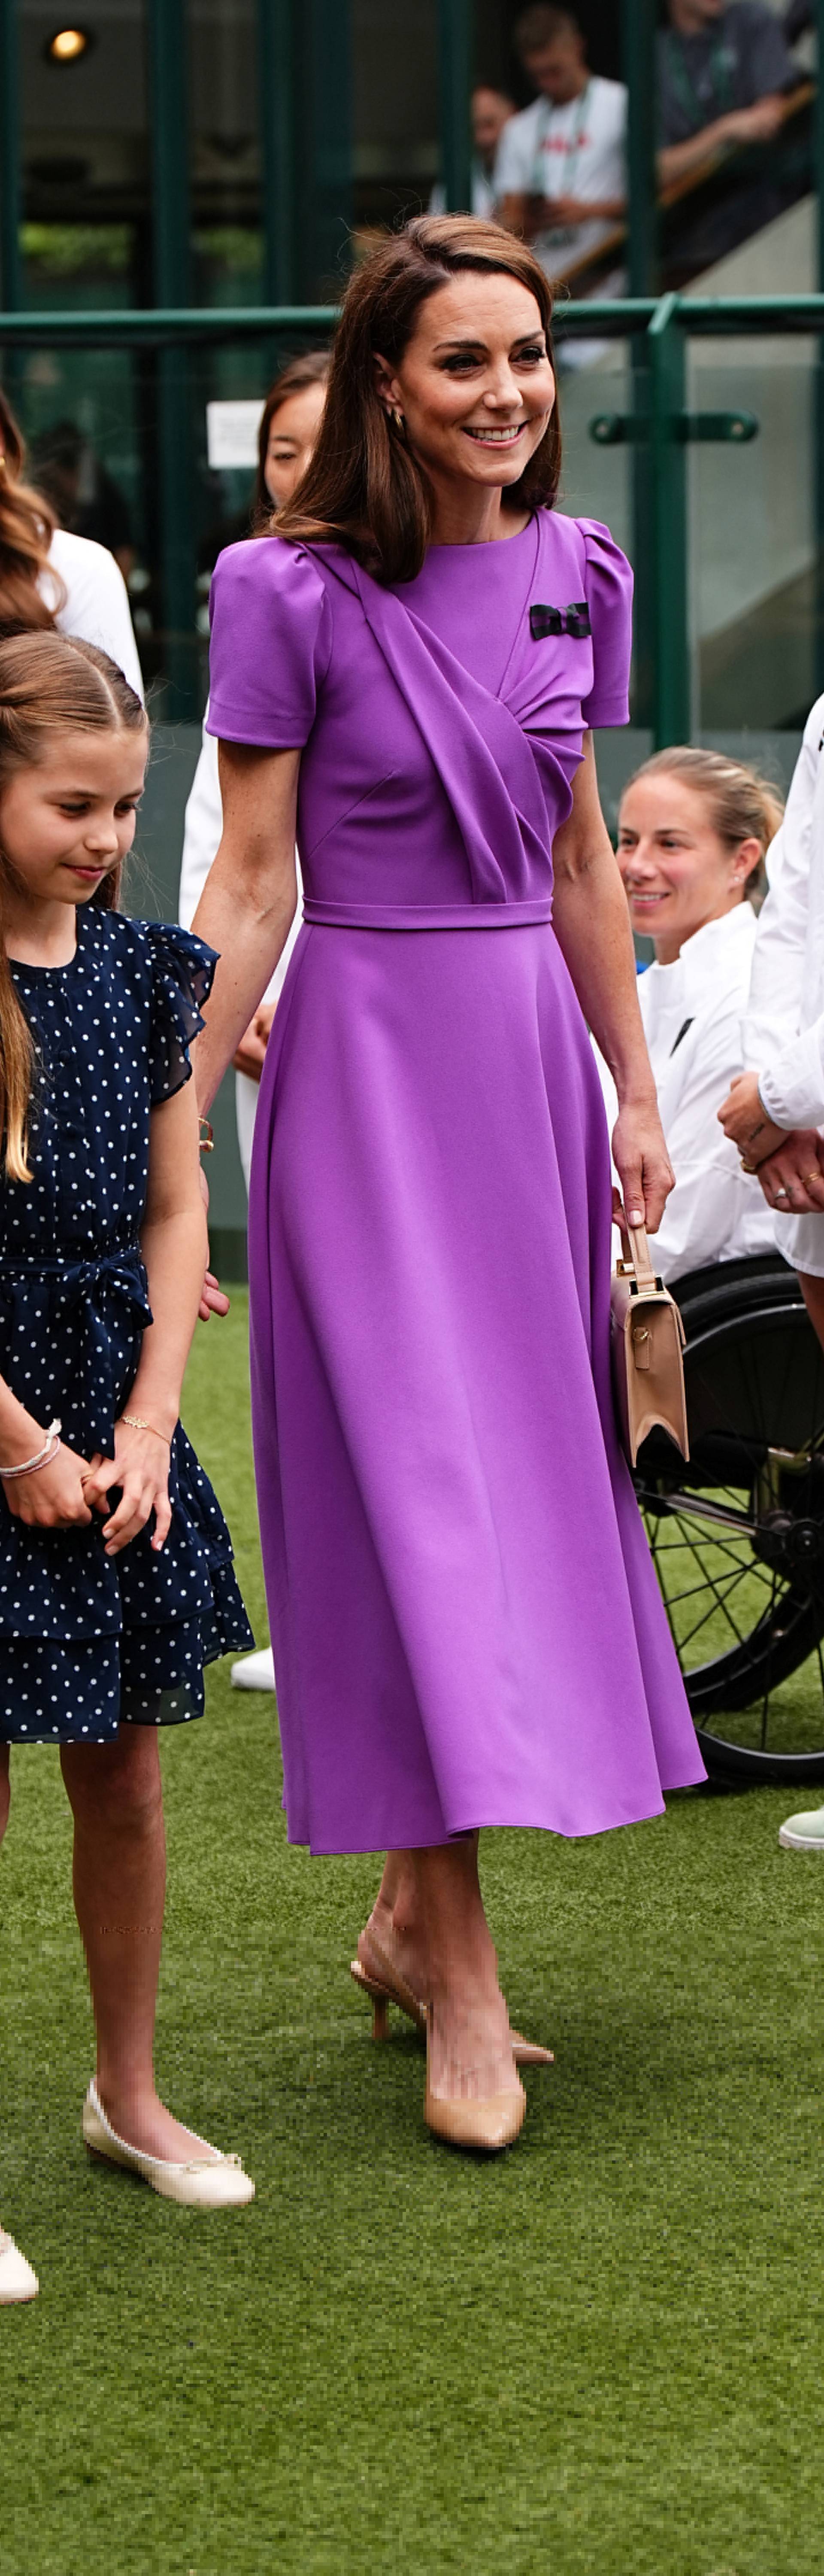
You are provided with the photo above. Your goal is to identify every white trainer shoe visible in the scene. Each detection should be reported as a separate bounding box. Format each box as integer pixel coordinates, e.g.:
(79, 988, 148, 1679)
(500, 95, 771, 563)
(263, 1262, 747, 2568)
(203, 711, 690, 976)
(230, 1646, 276, 1692)
(0, 2232, 38, 2303)
(779, 1804, 824, 1851)
(82, 2081, 255, 2209)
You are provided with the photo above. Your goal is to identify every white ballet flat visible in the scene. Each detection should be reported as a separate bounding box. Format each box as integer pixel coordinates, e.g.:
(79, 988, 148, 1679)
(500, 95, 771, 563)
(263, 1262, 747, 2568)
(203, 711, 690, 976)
(82, 2081, 255, 2210)
(0, 2231, 39, 2303)
(230, 1646, 276, 1692)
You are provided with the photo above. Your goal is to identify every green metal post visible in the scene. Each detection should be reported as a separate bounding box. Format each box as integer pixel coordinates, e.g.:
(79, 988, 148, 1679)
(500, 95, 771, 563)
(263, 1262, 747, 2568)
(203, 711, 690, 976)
(258, 0, 298, 304)
(647, 294, 690, 746)
(622, 0, 659, 736)
(621, 0, 657, 296)
(146, 0, 198, 720)
(293, 0, 353, 301)
(0, 0, 21, 311)
(438, 0, 473, 211)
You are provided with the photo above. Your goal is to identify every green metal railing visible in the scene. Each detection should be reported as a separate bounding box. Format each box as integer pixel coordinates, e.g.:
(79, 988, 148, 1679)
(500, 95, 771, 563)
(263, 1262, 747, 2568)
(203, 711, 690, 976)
(2, 291, 823, 740)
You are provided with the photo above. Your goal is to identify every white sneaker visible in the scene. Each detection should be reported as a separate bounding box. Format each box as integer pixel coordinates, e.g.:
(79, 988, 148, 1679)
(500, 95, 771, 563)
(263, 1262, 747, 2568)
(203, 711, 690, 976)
(230, 1646, 276, 1692)
(82, 2081, 255, 2209)
(779, 1804, 824, 1850)
(0, 2232, 38, 2303)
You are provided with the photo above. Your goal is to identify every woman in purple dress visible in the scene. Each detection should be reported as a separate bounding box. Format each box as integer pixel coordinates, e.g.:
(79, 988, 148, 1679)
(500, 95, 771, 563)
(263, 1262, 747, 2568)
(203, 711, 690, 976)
(192, 217, 705, 2155)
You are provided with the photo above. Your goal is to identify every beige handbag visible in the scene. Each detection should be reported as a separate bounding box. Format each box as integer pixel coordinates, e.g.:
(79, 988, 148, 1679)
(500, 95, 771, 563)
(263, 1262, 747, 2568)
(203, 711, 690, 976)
(610, 1223, 689, 1467)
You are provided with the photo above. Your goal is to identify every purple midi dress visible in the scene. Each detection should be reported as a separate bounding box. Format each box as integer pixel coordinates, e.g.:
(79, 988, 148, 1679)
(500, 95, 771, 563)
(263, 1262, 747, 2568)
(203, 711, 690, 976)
(207, 507, 705, 1855)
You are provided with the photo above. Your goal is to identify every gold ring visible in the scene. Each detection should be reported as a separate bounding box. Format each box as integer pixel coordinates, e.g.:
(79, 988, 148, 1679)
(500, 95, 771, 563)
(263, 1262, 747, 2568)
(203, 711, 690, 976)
(805, 1171, 820, 1187)
(739, 1157, 757, 1175)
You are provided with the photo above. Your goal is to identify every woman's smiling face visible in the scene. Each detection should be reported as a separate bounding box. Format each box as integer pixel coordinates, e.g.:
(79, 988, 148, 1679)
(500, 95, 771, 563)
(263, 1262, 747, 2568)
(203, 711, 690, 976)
(617, 771, 760, 964)
(375, 270, 555, 507)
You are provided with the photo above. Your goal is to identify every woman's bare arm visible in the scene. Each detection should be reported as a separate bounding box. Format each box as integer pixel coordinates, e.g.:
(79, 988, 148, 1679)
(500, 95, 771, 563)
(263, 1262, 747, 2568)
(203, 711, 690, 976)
(190, 740, 301, 1115)
(551, 736, 673, 1230)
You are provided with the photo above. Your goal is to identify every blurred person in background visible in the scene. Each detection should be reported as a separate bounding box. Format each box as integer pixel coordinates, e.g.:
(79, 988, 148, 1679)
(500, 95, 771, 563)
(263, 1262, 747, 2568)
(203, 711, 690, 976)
(0, 385, 141, 693)
(179, 349, 330, 1697)
(600, 747, 782, 1282)
(494, 4, 626, 285)
(430, 85, 515, 218)
(658, 0, 798, 272)
(30, 419, 136, 586)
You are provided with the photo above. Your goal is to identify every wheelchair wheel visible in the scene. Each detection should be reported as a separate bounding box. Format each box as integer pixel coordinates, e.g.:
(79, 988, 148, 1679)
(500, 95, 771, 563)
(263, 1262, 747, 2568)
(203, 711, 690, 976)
(634, 1254, 824, 1784)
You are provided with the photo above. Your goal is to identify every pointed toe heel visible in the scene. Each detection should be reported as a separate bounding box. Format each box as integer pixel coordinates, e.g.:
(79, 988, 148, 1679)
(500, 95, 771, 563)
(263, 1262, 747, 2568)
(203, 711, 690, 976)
(424, 2014, 526, 2155)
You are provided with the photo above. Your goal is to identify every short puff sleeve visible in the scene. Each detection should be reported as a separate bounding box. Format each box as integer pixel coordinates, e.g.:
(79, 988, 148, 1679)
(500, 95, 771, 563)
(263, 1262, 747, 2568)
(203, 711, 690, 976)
(206, 535, 332, 749)
(146, 922, 217, 1105)
(578, 519, 633, 729)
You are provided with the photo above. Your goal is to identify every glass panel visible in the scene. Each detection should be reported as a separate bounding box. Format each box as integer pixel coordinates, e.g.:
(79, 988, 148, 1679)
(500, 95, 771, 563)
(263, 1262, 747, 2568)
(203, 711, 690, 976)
(352, 0, 438, 236)
(687, 331, 819, 735)
(20, 2, 149, 310)
(188, 0, 264, 306)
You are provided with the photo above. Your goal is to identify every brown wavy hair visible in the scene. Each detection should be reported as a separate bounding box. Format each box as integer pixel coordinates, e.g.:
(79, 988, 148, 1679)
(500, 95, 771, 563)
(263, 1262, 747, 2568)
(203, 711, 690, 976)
(0, 382, 66, 636)
(251, 349, 331, 527)
(0, 632, 147, 1183)
(277, 215, 561, 584)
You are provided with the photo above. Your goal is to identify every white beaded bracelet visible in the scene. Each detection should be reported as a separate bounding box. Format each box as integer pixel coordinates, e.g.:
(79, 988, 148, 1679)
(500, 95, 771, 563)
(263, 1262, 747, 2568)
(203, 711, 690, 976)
(0, 1418, 62, 1479)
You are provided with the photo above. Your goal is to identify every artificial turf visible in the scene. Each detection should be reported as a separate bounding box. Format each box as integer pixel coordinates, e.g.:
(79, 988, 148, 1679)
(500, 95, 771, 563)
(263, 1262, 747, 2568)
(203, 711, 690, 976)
(3, 1292, 824, 2575)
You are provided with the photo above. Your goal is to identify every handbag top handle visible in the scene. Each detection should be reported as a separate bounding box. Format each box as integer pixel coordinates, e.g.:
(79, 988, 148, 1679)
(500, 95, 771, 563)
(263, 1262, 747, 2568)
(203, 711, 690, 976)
(627, 1222, 658, 1291)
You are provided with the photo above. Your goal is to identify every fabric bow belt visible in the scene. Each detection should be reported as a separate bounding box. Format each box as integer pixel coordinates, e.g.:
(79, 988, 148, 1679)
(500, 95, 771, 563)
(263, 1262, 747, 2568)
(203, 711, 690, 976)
(0, 1245, 151, 1450)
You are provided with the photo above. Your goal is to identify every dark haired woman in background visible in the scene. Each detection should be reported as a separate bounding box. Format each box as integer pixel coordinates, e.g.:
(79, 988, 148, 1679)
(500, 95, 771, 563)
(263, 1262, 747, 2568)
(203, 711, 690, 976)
(191, 217, 704, 2155)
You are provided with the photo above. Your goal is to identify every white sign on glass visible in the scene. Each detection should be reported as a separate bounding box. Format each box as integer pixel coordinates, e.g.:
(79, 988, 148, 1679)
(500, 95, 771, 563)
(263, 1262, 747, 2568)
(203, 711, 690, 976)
(206, 400, 264, 470)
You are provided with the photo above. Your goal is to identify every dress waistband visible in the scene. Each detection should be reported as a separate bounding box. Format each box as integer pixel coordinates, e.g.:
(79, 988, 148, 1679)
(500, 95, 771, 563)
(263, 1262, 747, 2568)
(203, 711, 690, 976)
(301, 896, 553, 933)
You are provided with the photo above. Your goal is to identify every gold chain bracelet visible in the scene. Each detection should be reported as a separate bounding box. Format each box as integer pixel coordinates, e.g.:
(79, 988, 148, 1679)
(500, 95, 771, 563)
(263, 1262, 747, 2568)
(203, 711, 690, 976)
(120, 1413, 171, 1445)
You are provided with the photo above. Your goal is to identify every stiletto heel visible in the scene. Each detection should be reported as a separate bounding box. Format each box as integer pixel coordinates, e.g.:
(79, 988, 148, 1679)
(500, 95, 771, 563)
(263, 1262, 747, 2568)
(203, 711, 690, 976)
(350, 1930, 553, 2066)
(424, 2010, 526, 2154)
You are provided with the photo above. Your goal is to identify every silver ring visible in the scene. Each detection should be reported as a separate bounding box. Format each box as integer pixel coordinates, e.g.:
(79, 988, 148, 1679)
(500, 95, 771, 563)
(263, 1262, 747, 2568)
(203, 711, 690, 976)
(774, 1188, 791, 1204)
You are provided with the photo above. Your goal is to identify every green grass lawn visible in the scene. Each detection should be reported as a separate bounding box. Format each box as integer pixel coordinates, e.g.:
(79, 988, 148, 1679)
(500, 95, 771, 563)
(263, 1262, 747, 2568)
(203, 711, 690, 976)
(4, 1293, 824, 2575)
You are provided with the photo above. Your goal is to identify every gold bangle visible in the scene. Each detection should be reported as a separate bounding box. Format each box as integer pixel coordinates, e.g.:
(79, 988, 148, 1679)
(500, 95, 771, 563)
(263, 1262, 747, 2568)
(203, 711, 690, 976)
(199, 1117, 214, 1154)
(120, 1412, 172, 1445)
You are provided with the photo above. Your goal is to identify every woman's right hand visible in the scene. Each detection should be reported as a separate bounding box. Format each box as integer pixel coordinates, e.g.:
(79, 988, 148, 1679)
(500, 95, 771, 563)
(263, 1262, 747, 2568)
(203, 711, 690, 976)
(1, 1438, 93, 1528)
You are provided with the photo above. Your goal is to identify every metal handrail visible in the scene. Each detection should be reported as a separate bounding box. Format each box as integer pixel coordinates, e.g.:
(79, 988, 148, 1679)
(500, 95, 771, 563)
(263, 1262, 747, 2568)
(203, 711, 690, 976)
(4, 292, 821, 740)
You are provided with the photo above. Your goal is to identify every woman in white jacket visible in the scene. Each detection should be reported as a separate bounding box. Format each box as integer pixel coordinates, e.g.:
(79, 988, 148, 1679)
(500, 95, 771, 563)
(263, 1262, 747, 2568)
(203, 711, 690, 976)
(719, 698, 824, 1853)
(603, 746, 782, 1282)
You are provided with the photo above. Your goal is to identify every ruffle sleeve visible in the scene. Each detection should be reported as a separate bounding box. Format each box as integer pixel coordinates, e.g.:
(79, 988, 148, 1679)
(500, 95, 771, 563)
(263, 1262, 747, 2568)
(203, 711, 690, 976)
(146, 922, 217, 1105)
(578, 518, 633, 729)
(206, 534, 333, 749)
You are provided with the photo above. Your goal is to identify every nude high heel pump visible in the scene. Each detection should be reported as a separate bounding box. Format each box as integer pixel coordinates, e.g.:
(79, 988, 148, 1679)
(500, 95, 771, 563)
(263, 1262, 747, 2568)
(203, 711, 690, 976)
(424, 2010, 526, 2154)
(350, 1927, 553, 2067)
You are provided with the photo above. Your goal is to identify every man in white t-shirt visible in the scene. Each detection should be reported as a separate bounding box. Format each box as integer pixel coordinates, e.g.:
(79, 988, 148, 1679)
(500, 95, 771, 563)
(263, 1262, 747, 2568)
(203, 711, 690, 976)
(494, 3, 626, 285)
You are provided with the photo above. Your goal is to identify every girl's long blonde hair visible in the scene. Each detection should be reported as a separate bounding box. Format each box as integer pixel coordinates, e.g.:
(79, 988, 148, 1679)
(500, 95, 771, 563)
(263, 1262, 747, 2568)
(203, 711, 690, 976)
(0, 631, 147, 1184)
(623, 745, 784, 899)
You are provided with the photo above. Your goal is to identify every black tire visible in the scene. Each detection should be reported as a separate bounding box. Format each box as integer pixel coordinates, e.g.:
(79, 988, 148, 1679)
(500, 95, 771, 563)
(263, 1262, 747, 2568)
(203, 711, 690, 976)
(635, 1255, 824, 1784)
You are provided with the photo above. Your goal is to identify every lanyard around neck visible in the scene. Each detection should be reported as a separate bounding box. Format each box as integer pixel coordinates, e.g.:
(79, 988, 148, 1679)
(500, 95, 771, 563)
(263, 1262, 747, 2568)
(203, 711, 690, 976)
(663, 26, 736, 125)
(537, 80, 591, 195)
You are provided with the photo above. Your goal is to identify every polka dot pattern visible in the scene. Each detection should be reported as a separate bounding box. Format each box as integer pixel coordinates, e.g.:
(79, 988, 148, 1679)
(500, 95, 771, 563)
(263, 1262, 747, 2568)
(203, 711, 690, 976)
(0, 908, 254, 1745)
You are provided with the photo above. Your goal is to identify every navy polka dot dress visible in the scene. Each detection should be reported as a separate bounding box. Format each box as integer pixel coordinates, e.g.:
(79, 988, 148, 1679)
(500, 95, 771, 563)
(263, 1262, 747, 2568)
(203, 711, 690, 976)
(0, 905, 253, 1744)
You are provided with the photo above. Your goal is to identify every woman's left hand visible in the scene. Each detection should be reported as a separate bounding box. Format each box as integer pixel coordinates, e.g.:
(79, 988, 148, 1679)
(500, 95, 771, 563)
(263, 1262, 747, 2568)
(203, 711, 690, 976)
(752, 1130, 824, 1215)
(81, 1419, 173, 1556)
(718, 1071, 786, 1162)
(612, 1097, 675, 1235)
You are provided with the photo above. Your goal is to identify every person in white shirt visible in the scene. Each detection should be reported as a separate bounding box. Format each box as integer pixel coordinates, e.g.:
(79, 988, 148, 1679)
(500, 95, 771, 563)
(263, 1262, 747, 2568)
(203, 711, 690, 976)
(604, 746, 782, 1282)
(180, 350, 329, 1695)
(429, 85, 515, 219)
(494, 3, 626, 285)
(718, 700, 824, 1853)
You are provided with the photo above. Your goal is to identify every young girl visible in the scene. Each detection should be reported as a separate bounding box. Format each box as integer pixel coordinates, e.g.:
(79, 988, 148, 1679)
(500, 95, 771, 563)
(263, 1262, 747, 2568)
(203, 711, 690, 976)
(0, 632, 254, 2306)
